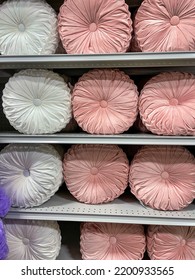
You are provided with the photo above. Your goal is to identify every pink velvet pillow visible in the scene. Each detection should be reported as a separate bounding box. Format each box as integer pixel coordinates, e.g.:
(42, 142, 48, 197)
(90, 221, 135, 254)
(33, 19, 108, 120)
(72, 69, 139, 134)
(58, 0, 132, 54)
(134, 0, 195, 52)
(80, 222, 146, 260)
(147, 225, 195, 260)
(139, 72, 195, 136)
(63, 144, 129, 204)
(129, 145, 195, 211)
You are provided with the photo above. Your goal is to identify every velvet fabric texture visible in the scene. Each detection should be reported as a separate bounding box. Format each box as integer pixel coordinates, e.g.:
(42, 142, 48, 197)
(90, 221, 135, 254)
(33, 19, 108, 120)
(4, 219, 61, 260)
(0, 144, 63, 208)
(72, 69, 138, 134)
(0, 0, 58, 55)
(129, 145, 195, 210)
(63, 144, 129, 204)
(139, 72, 195, 136)
(58, 0, 132, 54)
(2, 69, 72, 134)
(147, 225, 195, 260)
(80, 222, 146, 260)
(134, 0, 195, 52)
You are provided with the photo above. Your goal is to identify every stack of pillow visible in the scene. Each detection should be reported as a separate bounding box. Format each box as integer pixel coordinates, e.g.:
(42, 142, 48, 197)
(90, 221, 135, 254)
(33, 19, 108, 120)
(80, 222, 195, 260)
(1, 0, 195, 55)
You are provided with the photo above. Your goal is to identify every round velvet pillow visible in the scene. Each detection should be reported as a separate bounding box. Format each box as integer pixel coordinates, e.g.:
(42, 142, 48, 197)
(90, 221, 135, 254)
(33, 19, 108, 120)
(139, 72, 195, 136)
(134, 0, 195, 52)
(0, 0, 58, 55)
(63, 144, 129, 204)
(129, 145, 195, 211)
(72, 69, 138, 134)
(58, 0, 132, 54)
(80, 222, 146, 260)
(2, 69, 72, 134)
(147, 225, 195, 260)
(0, 144, 63, 208)
(4, 219, 61, 260)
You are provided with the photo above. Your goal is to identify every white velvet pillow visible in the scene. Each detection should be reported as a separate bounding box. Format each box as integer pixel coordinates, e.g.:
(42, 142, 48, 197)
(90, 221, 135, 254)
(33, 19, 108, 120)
(4, 219, 61, 260)
(0, 144, 63, 208)
(0, 0, 58, 55)
(2, 69, 72, 134)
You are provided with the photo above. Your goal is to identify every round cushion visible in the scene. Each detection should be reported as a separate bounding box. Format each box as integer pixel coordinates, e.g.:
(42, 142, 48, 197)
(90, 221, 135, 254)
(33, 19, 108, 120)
(0, 144, 63, 208)
(0, 0, 58, 55)
(139, 72, 195, 136)
(58, 0, 132, 54)
(147, 225, 195, 260)
(63, 144, 129, 204)
(2, 69, 72, 134)
(0, 220, 8, 260)
(72, 69, 138, 134)
(134, 0, 195, 52)
(80, 222, 146, 260)
(129, 145, 195, 210)
(4, 219, 61, 260)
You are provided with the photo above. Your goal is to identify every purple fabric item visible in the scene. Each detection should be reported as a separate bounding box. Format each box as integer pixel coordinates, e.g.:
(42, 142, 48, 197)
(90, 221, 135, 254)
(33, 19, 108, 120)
(0, 220, 8, 260)
(0, 188, 11, 218)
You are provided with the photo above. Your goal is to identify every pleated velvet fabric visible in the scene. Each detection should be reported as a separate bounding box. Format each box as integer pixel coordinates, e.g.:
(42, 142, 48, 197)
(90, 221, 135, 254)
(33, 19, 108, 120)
(63, 144, 129, 204)
(80, 222, 146, 260)
(0, 144, 63, 208)
(139, 72, 195, 136)
(0, 0, 58, 55)
(4, 219, 61, 260)
(72, 69, 139, 134)
(58, 0, 132, 54)
(147, 225, 195, 260)
(129, 145, 195, 210)
(134, 0, 195, 52)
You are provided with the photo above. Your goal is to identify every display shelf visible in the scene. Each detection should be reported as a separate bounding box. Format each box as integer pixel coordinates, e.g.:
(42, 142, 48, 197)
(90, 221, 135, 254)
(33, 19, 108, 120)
(5, 192, 195, 226)
(0, 132, 194, 145)
(0, 52, 195, 69)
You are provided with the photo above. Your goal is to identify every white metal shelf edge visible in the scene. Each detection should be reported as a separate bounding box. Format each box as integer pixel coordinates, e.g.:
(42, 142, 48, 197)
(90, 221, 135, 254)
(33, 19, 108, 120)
(0, 133, 195, 145)
(6, 193, 195, 226)
(1, 52, 195, 69)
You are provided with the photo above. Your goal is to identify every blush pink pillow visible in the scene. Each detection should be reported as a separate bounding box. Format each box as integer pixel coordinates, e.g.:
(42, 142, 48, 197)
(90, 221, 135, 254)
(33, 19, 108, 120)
(80, 222, 146, 260)
(58, 0, 132, 54)
(129, 145, 195, 211)
(63, 144, 129, 204)
(139, 72, 195, 136)
(134, 0, 195, 52)
(72, 69, 139, 134)
(147, 225, 195, 260)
